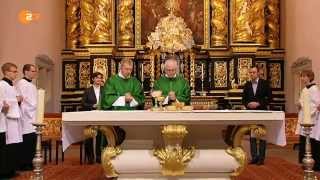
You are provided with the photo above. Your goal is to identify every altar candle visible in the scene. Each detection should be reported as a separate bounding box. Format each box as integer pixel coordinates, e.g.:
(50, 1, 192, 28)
(36, 89, 45, 123)
(302, 88, 312, 124)
(201, 64, 204, 80)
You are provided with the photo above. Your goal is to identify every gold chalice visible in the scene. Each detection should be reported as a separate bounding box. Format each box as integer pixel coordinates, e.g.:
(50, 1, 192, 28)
(157, 96, 165, 111)
(151, 90, 162, 109)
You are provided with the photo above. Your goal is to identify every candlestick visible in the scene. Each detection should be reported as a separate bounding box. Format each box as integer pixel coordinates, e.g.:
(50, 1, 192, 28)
(36, 89, 45, 123)
(301, 123, 317, 180)
(201, 63, 204, 80)
(302, 88, 312, 124)
(141, 63, 144, 83)
(32, 122, 45, 180)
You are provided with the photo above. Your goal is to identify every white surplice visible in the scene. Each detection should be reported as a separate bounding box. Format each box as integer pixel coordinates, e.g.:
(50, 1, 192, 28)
(16, 78, 37, 134)
(0, 80, 23, 144)
(296, 84, 320, 141)
(0, 87, 6, 133)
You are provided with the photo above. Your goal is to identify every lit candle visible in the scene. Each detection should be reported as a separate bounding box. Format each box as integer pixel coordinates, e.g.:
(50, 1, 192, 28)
(201, 64, 204, 80)
(302, 88, 312, 124)
(36, 89, 45, 123)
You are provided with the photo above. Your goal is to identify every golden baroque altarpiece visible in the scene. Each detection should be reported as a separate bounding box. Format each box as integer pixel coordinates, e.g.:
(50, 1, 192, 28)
(62, 0, 284, 112)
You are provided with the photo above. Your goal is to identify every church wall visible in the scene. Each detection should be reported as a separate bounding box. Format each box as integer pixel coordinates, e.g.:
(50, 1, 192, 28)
(0, 0, 65, 112)
(282, 0, 320, 113)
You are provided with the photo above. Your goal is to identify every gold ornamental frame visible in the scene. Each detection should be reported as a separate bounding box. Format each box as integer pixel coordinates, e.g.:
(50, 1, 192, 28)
(134, 0, 211, 50)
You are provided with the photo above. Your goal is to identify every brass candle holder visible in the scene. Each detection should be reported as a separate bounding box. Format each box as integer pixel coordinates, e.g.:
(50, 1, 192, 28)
(301, 123, 317, 180)
(31, 122, 46, 180)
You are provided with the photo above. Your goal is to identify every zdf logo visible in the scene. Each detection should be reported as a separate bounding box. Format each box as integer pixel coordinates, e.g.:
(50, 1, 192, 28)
(18, 10, 40, 24)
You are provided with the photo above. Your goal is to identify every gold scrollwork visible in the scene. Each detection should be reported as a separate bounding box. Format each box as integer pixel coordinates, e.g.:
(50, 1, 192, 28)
(79, 61, 91, 88)
(251, 0, 266, 45)
(232, 0, 253, 42)
(211, 0, 228, 46)
(226, 147, 247, 177)
(83, 125, 98, 139)
(64, 64, 77, 89)
(154, 146, 195, 176)
(92, 0, 113, 43)
(80, 0, 94, 45)
(255, 61, 267, 80)
(229, 59, 234, 85)
(66, 0, 80, 49)
(93, 58, 108, 81)
(118, 0, 134, 47)
(214, 61, 227, 88)
(102, 146, 122, 178)
(237, 58, 252, 86)
(269, 63, 281, 88)
(267, 0, 280, 48)
(154, 124, 195, 176)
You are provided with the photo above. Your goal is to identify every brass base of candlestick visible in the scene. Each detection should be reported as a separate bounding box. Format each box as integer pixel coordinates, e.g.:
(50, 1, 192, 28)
(301, 123, 318, 180)
(31, 122, 46, 180)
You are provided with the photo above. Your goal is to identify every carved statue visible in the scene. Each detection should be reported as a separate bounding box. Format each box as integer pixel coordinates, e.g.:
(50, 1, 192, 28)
(267, 0, 280, 48)
(66, 0, 80, 49)
(92, 0, 112, 43)
(119, 0, 134, 46)
(211, 0, 227, 46)
(251, 0, 266, 45)
(233, 0, 253, 42)
(80, 0, 94, 45)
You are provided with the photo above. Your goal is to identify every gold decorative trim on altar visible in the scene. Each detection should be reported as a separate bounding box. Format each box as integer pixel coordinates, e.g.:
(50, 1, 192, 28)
(118, 0, 134, 47)
(93, 58, 108, 81)
(64, 63, 77, 89)
(269, 62, 281, 88)
(214, 61, 227, 88)
(237, 58, 252, 86)
(79, 61, 91, 88)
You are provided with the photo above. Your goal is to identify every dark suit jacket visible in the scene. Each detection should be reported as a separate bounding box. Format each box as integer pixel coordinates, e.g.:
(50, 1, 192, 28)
(82, 86, 103, 111)
(242, 79, 272, 110)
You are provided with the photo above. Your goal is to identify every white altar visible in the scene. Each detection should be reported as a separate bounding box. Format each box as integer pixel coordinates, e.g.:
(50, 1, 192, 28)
(62, 110, 286, 180)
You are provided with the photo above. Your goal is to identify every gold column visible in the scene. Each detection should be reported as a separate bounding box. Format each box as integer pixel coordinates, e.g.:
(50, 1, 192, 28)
(118, 0, 134, 47)
(232, 0, 253, 42)
(210, 0, 228, 47)
(80, 0, 94, 46)
(251, 0, 266, 45)
(66, 0, 80, 49)
(267, 0, 280, 48)
(91, 0, 113, 43)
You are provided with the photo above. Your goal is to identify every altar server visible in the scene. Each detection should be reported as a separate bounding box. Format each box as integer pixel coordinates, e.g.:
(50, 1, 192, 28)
(100, 59, 144, 146)
(242, 66, 272, 165)
(15, 64, 38, 170)
(296, 70, 320, 171)
(0, 62, 23, 178)
(153, 57, 190, 105)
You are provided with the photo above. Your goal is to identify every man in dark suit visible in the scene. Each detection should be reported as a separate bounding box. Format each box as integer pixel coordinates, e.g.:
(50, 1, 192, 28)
(82, 72, 104, 163)
(242, 66, 272, 165)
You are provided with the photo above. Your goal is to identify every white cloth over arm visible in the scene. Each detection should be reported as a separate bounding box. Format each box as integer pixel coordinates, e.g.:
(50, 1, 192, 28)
(112, 96, 139, 107)
(16, 79, 37, 134)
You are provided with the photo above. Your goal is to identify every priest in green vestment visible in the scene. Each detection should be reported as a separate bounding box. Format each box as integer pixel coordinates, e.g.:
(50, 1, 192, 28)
(154, 57, 191, 105)
(98, 59, 145, 152)
(101, 59, 145, 110)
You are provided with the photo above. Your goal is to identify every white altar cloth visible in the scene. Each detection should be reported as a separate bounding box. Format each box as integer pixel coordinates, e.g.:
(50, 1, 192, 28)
(62, 110, 286, 151)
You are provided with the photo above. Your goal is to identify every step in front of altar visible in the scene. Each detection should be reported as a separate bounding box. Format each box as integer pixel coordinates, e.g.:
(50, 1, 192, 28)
(111, 149, 239, 180)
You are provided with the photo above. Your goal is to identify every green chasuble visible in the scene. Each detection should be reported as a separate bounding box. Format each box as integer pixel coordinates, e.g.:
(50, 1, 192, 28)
(101, 74, 145, 110)
(154, 75, 191, 104)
